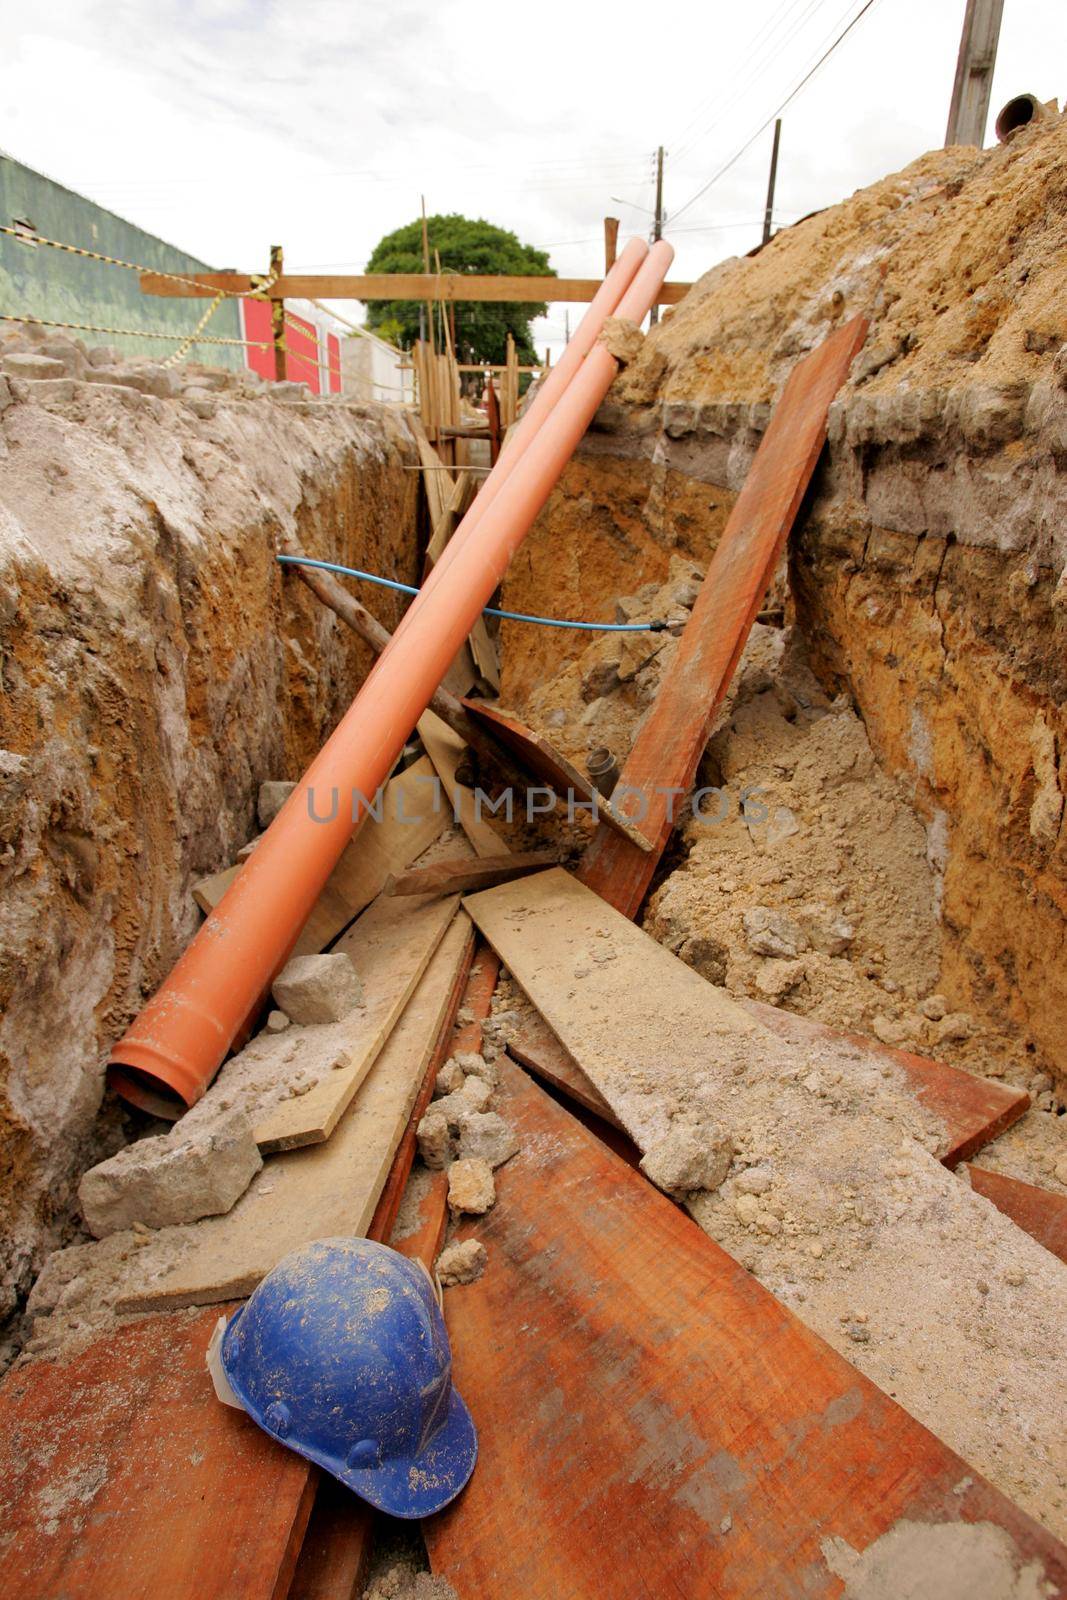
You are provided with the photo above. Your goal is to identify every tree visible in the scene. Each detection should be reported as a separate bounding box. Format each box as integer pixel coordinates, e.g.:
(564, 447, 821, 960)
(363, 214, 553, 366)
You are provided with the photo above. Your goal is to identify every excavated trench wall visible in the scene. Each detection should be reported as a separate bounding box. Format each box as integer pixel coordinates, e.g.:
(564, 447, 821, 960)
(502, 116, 1067, 1083)
(0, 361, 420, 1319)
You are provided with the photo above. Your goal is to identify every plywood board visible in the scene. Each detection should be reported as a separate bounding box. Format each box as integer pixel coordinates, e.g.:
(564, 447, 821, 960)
(418, 710, 508, 858)
(385, 849, 556, 899)
(254, 891, 459, 1152)
(191, 757, 447, 957)
(578, 317, 868, 918)
(122, 915, 471, 1311)
(0, 1307, 315, 1600)
(424, 1059, 1067, 1598)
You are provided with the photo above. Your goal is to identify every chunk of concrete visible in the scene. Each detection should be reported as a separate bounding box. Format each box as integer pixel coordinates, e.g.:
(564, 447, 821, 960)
(434, 1060, 465, 1097)
(272, 952, 363, 1024)
(453, 1049, 500, 1089)
(258, 779, 296, 828)
(1, 352, 66, 381)
(456, 1111, 520, 1169)
(78, 1107, 262, 1237)
(639, 1121, 733, 1199)
(436, 1238, 487, 1286)
(265, 1009, 290, 1033)
(447, 1158, 495, 1216)
(416, 1109, 452, 1170)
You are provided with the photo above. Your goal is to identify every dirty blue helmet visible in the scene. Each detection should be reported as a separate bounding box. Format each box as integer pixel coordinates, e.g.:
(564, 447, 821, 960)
(219, 1236, 477, 1517)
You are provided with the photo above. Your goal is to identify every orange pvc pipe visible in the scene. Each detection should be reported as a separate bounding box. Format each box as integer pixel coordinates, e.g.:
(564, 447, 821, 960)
(109, 240, 675, 1112)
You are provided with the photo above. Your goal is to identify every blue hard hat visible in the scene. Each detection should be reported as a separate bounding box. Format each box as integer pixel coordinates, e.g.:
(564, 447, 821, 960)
(219, 1236, 477, 1518)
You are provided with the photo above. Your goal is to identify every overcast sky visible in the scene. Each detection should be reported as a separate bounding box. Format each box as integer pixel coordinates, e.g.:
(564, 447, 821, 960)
(1, 0, 1063, 356)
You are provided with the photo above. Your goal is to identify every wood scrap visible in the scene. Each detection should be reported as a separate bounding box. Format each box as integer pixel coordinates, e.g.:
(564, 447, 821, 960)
(384, 849, 556, 899)
(121, 914, 471, 1310)
(417, 709, 508, 858)
(253, 891, 458, 1153)
(192, 758, 447, 958)
(424, 1057, 1067, 1598)
(578, 316, 869, 918)
(287, 1477, 372, 1600)
(0, 1307, 316, 1600)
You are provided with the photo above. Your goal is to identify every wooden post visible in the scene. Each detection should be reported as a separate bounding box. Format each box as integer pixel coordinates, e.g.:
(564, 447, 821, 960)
(420, 196, 435, 356)
(945, 0, 1005, 147)
(603, 216, 619, 275)
(762, 119, 782, 246)
(269, 244, 286, 383)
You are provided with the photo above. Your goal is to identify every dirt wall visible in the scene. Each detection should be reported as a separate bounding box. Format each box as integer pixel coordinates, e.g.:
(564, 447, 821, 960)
(0, 353, 420, 1320)
(500, 113, 1067, 1082)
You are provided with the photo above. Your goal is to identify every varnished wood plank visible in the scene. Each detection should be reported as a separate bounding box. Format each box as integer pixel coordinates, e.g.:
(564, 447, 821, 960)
(0, 1309, 315, 1600)
(385, 850, 557, 898)
(968, 1166, 1067, 1266)
(423, 1059, 1067, 1598)
(141, 270, 692, 305)
(579, 317, 869, 918)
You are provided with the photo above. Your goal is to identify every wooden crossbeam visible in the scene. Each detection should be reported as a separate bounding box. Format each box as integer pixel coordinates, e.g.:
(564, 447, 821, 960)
(139, 271, 691, 305)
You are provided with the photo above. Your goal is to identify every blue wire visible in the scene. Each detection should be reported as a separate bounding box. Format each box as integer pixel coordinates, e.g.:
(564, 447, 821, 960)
(276, 554, 669, 632)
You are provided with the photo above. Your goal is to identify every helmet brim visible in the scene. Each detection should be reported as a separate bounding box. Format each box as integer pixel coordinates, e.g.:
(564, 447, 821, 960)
(336, 1385, 479, 1519)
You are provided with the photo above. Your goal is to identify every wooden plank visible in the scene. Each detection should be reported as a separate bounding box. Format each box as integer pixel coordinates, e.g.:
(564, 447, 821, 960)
(287, 1478, 373, 1600)
(462, 698, 655, 854)
(191, 758, 447, 957)
(424, 1058, 1067, 1598)
(968, 1166, 1067, 1266)
(253, 891, 459, 1152)
(745, 999, 1029, 1167)
(508, 998, 1028, 1169)
(141, 270, 692, 306)
(418, 710, 508, 858)
(386, 850, 557, 899)
(426, 468, 471, 565)
(578, 317, 869, 918)
(0, 1308, 316, 1600)
(123, 913, 470, 1310)
(463, 869, 1067, 1529)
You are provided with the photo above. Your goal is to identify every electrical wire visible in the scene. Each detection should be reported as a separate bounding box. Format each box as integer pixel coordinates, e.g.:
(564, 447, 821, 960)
(276, 555, 671, 632)
(669, 0, 882, 224)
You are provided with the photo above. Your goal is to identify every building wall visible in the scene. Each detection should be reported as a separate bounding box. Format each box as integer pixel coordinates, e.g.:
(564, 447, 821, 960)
(0, 151, 244, 368)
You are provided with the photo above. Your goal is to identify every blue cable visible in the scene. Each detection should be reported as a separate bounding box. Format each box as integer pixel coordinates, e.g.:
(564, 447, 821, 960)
(276, 554, 669, 632)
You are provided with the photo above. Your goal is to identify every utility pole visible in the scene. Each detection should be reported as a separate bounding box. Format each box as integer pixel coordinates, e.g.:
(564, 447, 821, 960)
(762, 119, 782, 246)
(649, 145, 665, 326)
(269, 244, 286, 383)
(945, 0, 1005, 148)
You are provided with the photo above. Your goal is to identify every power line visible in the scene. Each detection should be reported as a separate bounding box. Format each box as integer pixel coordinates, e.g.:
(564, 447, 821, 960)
(669, 0, 882, 223)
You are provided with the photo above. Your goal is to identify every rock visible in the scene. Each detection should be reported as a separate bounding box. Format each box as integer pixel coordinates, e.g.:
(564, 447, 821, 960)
(416, 1110, 452, 1170)
(458, 1075, 492, 1113)
(24, 378, 76, 404)
(0, 376, 12, 415)
(872, 1014, 909, 1049)
(798, 902, 854, 956)
(580, 657, 622, 702)
(764, 805, 801, 848)
(272, 952, 363, 1025)
(269, 381, 313, 401)
(436, 1238, 487, 1286)
(182, 386, 217, 419)
(39, 338, 86, 376)
(639, 1120, 733, 1199)
(742, 906, 808, 959)
(754, 958, 807, 1003)
(434, 1060, 465, 1097)
(678, 935, 728, 986)
(734, 1192, 761, 1225)
(1, 352, 66, 381)
(1053, 1156, 1067, 1186)
(735, 1165, 773, 1195)
(265, 1010, 290, 1034)
(456, 1111, 520, 1169)
(920, 993, 947, 1021)
(78, 1107, 262, 1237)
(86, 344, 121, 366)
(454, 1049, 499, 1087)
(258, 779, 296, 828)
(433, 1088, 479, 1132)
(106, 364, 178, 399)
(447, 1158, 495, 1215)
(598, 315, 645, 366)
(937, 1011, 973, 1044)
